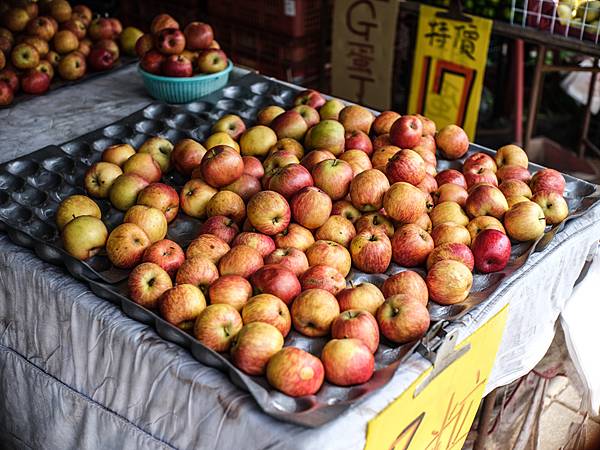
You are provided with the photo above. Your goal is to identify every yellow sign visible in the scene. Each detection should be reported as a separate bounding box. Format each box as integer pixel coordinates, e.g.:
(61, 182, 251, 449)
(365, 305, 509, 450)
(331, 0, 399, 110)
(407, 5, 492, 139)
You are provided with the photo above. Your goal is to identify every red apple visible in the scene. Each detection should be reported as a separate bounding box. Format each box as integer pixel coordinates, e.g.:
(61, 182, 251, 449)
(321, 338, 374, 386)
(199, 215, 239, 244)
(242, 293, 291, 337)
(223, 174, 261, 202)
(386, 149, 426, 185)
(465, 184, 509, 219)
(306, 240, 351, 277)
(128, 262, 173, 309)
(426, 260, 473, 305)
(530, 168, 566, 195)
(337, 282, 385, 316)
(247, 191, 291, 235)
(250, 264, 301, 305)
(140, 50, 164, 74)
(184, 21, 213, 50)
(268, 163, 313, 199)
(106, 223, 151, 269)
(331, 200, 361, 223)
(435, 169, 467, 189)
(290, 186, 332, 230)
(208, 274, 252, 311)
(230, 322, 284, 376)
(383, 182, 427, 224)
(332, 310, 379, 353)
(266, 347, 324, 397)
(155, 28, 185, 55)
(376, 295, 430, 343)
(142, 239, 185, 277)
(300, 149, 335, 171)
(436, 125, 469, 159)
(162, 54, 192, 77)
(291, 288, 339, 337)
(311, 158, 353, 201)
(355, 212, 394, 238)
(273, 223, 314, 251)
(294, 89, 326, 109)
(350, 169, 390, 212)
(159, 284, 206, 331)
(137, 182, 179, 223)
(372, 111, 401, 135)
(345, 130, 373, 155)
(340, 149, 372, 176)
(122, 153, 162, 183)
(242, 156, 264, 178)
(496, 165, 531, 183)
(464, 152, 497, 173)
(231, 232, 275, 258)
(299, 265, 346, 294)
(433, 183, 468, 207)
(21, 69, 50, 94)
(381, 270, 428, 305)
(464, 165, 498, 188)
(175, 256, 219, 292)
(426, 242, 474, 271)
(200, 145, 243, 188)
(471, 229, 511, 273)
(390, 115, 422, 149)
(194, 304, 242, 352)
(218, 245, 264, 278)
(315, 215, 356, 247)
(350, 228, 392, 274)
(391, 223, 434, 267)
(265, 247, 309, 277)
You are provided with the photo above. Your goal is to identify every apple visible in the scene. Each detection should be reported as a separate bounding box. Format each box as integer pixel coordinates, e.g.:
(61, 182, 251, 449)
(155, 28, 185, 55)
(120, 26, 144, 56)
(179, 178, 217, 218)
(268, 138, 304, 159)
(435, 169, 467, 189)
(48, 1, 71, 23)
(291, 104, 320, 128)
(415, 213, 433, 233)
(231, 232, 275, 258)
(466, 216, 506, 242)
(350, 228, 392, 274)
(109, 174, 149, 211)
(321, 338, 374, 386)
(290, 186, 332, 230)
(391, 223, 434, 267)
(381, 270, 429, 305)
(390, 115, 422, 148)
(338, 105, 375, 133)
(337, 282, 384, 315)
(471, 229, 511, 273)
(344, 130, 373, 155)
(376, 295, 430, 343)
(3, 8, 29, 33)
(300, 149, 335, 171)
(62, 19, 86, 40)
(193, 304, 242, 352)
(56, 195, 101, 231)
(27, 16, 56, 41)
(159, 284, 206, 331)
(319, 98, 345, 120)
(273, 223, 314, 251)
(87, 47, 114, 71)
(436, 125, 469, 159)
(128, 262, 172, 309)
(240, 125, 278, 157)
(270, 110, 307, 141)
(532, 191, 568, 225)
(464, 152, 497, 173)
(464, 166, 498, 188)
(309, 158, 353, 201)
(21, 69, 50, 94)
(11, 43, 39, 69)
(267, 162, 314, 199)
(371, 145, 401, 172)
(372, 133, 392, 151)
(331, 310, 379, 354)
(208, 275, 252, 311)
(426, 260, 473, 305)
(340, 149, 372, 176)
(300, 265, 346, 294)
(23, 36, 49, 57)
(426, 242, 474, 272)
(53, 30, 79, 55)
(315, 215, 356, 247)
(496, 165, 531, 184)
(211, 114, 246, 140)
(416, 173, 438, 194)
(140, 50, 164, 74)
(263, 150, 300, 176)
(504, 201, 547, 242)
(161, 54, 191, 77)
(304, 120, 345, 156)
(530, 169, 566, 195)
(506, 195, 529, 208)
(265, 247, 309, 277)
(218, 245, 264, 278)
(495, 144, 528, 169)
(355, 212, 395, 238)
(61, 215, 107, 260)
(106, 223, 151, 269)
(142, 239, 184, 277)
(294, 89, 325, 108)
(197, 48, 227, 73)
(230, 322, 284, 375)
(151, 14, 179, 35)
(242, 294, 291, 337)
(205, 131, 240, 152)
(429, 201, 469, 228)
(123, 205, 167, 244)
(0, 68, 19, 93)
(430, 223, 471, 247)
(72, 5, 92, 25)
(383, 182, 427, 224)
(83, 162, 122, 198)
(266, 347, 324, 397)
(331, 200, 361, 223)
(350, 169, 390, 212)
(136, 182, 179, 223)
(247, 190, 291, 235)
(306, 240, 351, 277)
(250, 265, 301, 305)
(291, 288, 339, 337)
(386, 149, 426, 185)
(416, 114, 437, 136)
(465, 184, 509, 219)
(175, 256, 219, 293)
(499, 179, 532, 199)
(224, 175, 260, 205)
(256, 105, 285, 126)
(135, 33, 154, 57)
(373, 111, 401, 135)
(239, 156, 263, 180)
(184, 21, 213, 50)
(206, 191, 245, 224)
(123, 153, 162, 183)
(169, 139, 205, 175)
(199, 215, 239, 244)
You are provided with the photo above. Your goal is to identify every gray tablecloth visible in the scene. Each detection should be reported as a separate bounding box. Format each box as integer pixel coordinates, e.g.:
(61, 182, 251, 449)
(1, 65, 599, 449)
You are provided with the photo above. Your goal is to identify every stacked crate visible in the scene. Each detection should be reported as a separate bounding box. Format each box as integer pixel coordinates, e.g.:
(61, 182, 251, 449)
(207, 0, 331, 89)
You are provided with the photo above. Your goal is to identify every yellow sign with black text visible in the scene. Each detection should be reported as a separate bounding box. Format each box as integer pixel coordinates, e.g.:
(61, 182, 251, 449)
(408, 5, 492, 139)
(365, 305, 508, 450)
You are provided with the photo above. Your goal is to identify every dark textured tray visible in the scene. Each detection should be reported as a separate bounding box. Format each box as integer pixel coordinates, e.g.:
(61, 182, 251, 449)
(1, 71, 599, 427)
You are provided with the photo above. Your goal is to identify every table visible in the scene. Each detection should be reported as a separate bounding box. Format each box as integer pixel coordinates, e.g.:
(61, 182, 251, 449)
(1, 65, 599, 449)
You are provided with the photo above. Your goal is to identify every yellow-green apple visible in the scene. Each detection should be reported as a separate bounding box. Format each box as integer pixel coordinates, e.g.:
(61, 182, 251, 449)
(415, 212, 433, 233)
(138, 137, 173, 172)
(263, 151, 300, 177)
(390, 115, 422, 148)
(321, 338, 374, 386)
(435, 169, 467, 189)
(179, 179, 217, 218)
(56, 194, 100, 231)
(386, 149, 426, 185)
(332, 310, 379, 353)
(506, 195, 529, 208)
(331, 200, 361, 223)
(273, 223, 314, 251)
(532, 191, 568, 225)
(218, 245, 264, 278)
(240, 125, 277, 157)
(140, 49, 163, 74)
(155, 28, 185, 55)
(231, 232, 275, 258)
(84, 161, 122, 198)
(205, 131, 240, 152)
(142, 239, 185, 277)
(466, 216, 506, 242)
(109, 173, 149, 211)
(120, 26, 143, 56)
(294, 89, 325, 108)
(187, 233, 230, 264)
(530, 168, 566, 195)
(499, 179, 532, 198)
(250, 265, 301, 305)
(381, 270, 428, 305)
(496, 165, 531, 184)
(241, 155, 263, 178)
(304, 119, 345, 155)
(383, 182, 427, 224)
(72, 5, 92, 25)
(340, 149, 372, 176)
(199, 215, 239, 244)
(306, 240, 351, 276)
(208, 275, 252, 311)
(345, 130, 373, 155)
(123, 153, 162, 183)
(266, 347, 324, 397)
(128, 262, 172, 309)
(150, 14, 179, 34)
(464, 165, 498, 188)
(311, 158, 353, 201)
(23, 36, 49, 57)
(62, 215, 107, 260)
(270, 110, 307, 141)
(102, 143, 136, 167)
(184, 21, 213, 50)
(257, 105, 285, 126)
(171, 138, 206, 175)
(300, 149, 335, 171)
(471, 229, 511, 273)
(137, 182, 179, 223)
(3, 8, 29, 32)
(426, 260, 472, 304)
(416, 173, 438, 194)
(223, 174, 261, 202)
(291, 288, 340, 337)
(373, 111, 401, 135)
(48, 0, 71, 22)
(337, 282, 385, 315)
(376, 295, 430, 343)
(106, 223, 151, 268)
(464, 152, 497, 173)
(430, 201, 469, 227)
(194, 304, 242, 352)
(268, 137, 304, 159)
(371, 145, 400, 172)
(247, 190, 291, 235)
(53, 30, 78, 54)
(426, 243, 474, 271)
(299, 265, 346, 294)
(355, 212, 395, 238)
(416, 113, 437, 136)
(159, 284, 206, 331)
(230, 322, 284, 375)
(504, 201, 546, 242)
(436, 125, 469, 159)
(350, 169, 390, 212)
(34, 59, 54, 80)
(350, 228, 391, 273)
(291, 104, 320, 128)
(391, 223, 434, 266)
(123, 205, 167, 243)
(206, 191, 245, 224)
(319, 98, 345, 120)
(242, 293, 291, 337)
(176, 256, 219, 292)
(495, 144, 528, 169)
(315, 215, 356, 247)
(465, 184, 509, 219)
(339, 105, 375, 134)
(11, 43, 39, 69)
(290, 186, 332, 230)
(431, 223, 471, 247)
(211, 113, 245, 140)
(373, 133, 392, 151)
(27, 16, 56, 40)
(200, 145, 244, 188)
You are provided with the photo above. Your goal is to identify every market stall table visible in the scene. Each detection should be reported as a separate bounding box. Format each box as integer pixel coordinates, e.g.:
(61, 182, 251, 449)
(1, 64, 599, 449)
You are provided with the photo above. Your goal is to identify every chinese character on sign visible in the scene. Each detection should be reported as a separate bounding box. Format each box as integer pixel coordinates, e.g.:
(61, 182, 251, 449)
(453, 24, 479, 61)
(424, 20, 451, 48)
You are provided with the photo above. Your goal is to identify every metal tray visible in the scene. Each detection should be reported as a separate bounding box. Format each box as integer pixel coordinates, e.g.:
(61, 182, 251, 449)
(0, 71, 598, 427)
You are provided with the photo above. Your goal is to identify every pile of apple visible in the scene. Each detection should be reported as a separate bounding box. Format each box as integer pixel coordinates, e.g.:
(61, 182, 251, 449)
(0, 0, 144, 106)
(136, 13, 227, 78)
(55, 89, 569, 396)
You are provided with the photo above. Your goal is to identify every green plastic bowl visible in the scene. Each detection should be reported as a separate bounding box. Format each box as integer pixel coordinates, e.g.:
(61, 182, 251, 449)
(138, 61, 233, 103)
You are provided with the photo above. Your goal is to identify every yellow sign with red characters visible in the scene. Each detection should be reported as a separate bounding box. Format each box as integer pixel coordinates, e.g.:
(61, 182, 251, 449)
(408, 5, 492, 139)
(365, 305, 508, 450)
